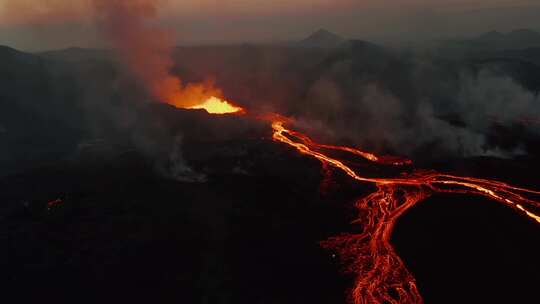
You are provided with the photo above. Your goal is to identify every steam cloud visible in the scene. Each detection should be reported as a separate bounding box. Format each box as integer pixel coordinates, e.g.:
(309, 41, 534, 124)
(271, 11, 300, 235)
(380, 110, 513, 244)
(294, 65, 540, 160)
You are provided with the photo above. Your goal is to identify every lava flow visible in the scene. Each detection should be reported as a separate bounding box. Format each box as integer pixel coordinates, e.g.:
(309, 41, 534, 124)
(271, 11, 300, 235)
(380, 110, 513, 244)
(271, 120, 540, 304)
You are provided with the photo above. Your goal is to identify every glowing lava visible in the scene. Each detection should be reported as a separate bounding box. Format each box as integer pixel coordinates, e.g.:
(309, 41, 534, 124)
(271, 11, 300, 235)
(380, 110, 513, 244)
(188, 96, 244, 115)
(271, 120, 540, 304)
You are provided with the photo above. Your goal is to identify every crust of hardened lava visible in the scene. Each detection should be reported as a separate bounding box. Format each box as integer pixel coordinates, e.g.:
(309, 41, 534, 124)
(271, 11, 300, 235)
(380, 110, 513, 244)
(1, 107, 538, 304)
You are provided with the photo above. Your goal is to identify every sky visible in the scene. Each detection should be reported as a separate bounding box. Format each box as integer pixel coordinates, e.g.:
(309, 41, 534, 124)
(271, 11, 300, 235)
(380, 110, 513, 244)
(1, 0, 540, 51)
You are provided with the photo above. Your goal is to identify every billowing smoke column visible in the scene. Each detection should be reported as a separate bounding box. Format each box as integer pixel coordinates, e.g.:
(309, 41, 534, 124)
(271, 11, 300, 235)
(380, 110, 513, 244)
(92, 0, 232, 111)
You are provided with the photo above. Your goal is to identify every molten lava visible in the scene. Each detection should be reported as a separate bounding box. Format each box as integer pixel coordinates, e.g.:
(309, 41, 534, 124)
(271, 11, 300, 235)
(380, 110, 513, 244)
(271, 120, 540, 304)
(188, 96, 244, 115)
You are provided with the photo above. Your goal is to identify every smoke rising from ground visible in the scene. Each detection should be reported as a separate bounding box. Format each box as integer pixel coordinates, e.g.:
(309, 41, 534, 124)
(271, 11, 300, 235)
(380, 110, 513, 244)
(171, 43, 539, 160)
(293, 62, 540, 160)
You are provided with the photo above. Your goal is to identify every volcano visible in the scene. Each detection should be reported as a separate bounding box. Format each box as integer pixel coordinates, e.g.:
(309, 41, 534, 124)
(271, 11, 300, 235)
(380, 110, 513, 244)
(298, 29, 345, 48)
(2, 7, 540, 302)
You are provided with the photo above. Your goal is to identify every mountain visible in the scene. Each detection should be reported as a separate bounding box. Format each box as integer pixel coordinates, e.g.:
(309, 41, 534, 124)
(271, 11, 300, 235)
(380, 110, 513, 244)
(39, 47, 111, 63)
(297, 29, 345, 48)
(506, 29, 540, 46)
(472, 29, 540, 50)
(0, 45, 141, 177)
(476, 30, 505, 42)
(0, 46, 86, 176)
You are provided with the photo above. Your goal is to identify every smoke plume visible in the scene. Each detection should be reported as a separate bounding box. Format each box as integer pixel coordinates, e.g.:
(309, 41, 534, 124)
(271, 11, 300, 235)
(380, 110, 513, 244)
(92, 0, 221, 107)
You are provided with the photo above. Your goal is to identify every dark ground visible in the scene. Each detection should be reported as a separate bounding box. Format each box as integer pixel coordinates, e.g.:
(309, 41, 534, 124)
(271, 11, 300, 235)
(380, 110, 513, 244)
(0, 128, 538, 304)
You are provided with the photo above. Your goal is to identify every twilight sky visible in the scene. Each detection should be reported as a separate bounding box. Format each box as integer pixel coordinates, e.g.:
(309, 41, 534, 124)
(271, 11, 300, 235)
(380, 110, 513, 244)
(1, 0, 540, 51)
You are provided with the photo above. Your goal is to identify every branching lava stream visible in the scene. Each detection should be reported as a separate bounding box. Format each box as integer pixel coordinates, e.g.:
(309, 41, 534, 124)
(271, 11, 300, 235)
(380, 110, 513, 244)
(271, 120, 540, 304)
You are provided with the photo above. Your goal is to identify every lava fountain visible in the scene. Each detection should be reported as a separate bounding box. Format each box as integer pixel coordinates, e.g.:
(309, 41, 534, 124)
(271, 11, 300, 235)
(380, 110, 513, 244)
(187, 96, 244, 115)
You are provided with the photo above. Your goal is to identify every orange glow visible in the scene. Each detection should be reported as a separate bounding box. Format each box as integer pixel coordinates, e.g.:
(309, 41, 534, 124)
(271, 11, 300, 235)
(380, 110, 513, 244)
(161, 80, 244, 115)
(92, 0, 243, 115)
(271, 119, 540, 304)
(47, 198, 63, 211)
(188, 96, 244, 114)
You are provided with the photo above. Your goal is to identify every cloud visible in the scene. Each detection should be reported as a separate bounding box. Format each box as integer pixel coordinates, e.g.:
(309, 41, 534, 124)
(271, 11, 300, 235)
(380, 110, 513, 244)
(0, 0, 89, 26)
(2, 0, 540, 50)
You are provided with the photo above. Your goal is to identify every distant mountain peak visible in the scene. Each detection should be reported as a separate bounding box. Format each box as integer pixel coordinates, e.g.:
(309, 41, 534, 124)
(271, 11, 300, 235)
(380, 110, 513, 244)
(472, 28, 540, 50)
(509, 28, 539, 34)
(307, 29, 343, 41)
(0, 45, 22, 54)
(507, 28, 540, 39)
(298, 29, 345, 48)
(477, 29, 540, 40)
(477, 30, 504, 41)
(311, 29, 339, 37)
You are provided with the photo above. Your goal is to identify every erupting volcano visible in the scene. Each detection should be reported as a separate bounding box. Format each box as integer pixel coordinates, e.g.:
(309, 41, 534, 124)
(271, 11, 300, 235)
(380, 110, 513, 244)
(89, 1, 539, 302)
(187, 96, 244, 115)
(270, 119, 540, 304)
(4, 0, 540, 302)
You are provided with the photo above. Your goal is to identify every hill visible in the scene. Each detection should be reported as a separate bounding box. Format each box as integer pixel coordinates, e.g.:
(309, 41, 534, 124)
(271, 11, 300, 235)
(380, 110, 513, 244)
(297, 29, 345, 48)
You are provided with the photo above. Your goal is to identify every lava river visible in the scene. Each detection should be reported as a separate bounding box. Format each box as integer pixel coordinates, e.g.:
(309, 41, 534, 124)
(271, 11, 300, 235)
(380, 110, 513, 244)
(271, 120, 540, 304)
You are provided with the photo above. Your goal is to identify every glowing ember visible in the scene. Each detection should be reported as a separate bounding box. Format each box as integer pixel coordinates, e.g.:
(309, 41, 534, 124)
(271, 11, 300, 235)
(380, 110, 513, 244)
(47, 198, 63, 211)
(188, 96, 244, 115)
(271, 119, 540, 304)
